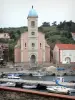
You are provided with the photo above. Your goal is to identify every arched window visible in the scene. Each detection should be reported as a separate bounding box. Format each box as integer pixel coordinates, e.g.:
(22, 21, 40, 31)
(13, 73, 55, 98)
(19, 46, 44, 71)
(32, 43, 35, 47)
(4, 34, 6, 37)
(31, 21, 35, 27)
(65, 57, 71, 64)
(25, 43, 26, 47)
(40, 43, 41, 48)
(31, 32, 35, 35)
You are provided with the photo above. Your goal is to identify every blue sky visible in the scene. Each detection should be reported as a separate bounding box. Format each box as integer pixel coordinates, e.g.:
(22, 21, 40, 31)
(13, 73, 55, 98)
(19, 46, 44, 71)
(0, 0, 74, 27)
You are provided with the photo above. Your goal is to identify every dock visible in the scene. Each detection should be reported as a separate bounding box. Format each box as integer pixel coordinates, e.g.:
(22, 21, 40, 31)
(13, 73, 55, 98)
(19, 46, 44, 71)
(0, 78, 75, 87)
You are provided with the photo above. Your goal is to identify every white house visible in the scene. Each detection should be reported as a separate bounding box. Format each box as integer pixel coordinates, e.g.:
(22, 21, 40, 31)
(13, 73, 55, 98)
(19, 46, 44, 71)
(71, 33, 75, 41)
(0, 33, 10, 39)
(53, 44, 75, 64)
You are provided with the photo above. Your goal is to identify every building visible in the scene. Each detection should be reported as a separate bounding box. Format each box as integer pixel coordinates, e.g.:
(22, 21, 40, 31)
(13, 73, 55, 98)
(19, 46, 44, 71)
(0, 33, 10, 61)
(14, 6, 50, 64)
(0, 33, 10, 39)
(53, 44, 75, 64)
(71, 33, 75, 41)
(0, 43, 9, 61)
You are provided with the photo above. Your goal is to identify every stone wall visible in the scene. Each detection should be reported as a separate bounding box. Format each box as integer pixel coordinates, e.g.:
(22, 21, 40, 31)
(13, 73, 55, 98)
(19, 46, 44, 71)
(0, 87, 75, 100)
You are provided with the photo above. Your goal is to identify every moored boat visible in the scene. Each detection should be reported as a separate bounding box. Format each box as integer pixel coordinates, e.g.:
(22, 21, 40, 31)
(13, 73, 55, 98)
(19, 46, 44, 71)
(7, 74, 20, 79)
(47, 86, 75, 94)
(22, 84, 36, 89)
(47, 86, 69, 95)
(0, 82, 15, 87)
(32, 72, 45, 77)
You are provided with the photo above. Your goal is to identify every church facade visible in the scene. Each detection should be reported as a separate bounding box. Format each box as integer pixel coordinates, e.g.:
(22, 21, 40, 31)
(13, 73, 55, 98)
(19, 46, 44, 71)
(14, 6, 50, 64)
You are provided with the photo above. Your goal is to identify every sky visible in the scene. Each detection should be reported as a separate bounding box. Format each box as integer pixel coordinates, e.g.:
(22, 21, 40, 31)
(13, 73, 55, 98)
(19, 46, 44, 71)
(0, 0, 75, 28)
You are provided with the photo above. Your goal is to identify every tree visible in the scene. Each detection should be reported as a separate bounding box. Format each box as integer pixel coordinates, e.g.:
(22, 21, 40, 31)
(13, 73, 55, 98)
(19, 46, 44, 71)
(42, 22, 50, 27)
(16, 30, 21, 36)
(52, 21, 57, 26)
(71, 23, 75, 32)
(0, 28, 4, 32)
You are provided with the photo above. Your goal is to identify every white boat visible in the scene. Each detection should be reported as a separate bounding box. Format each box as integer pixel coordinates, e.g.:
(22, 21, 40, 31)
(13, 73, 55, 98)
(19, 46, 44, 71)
(0, 82, 15, 87)
(47, 86, 75, 94)
(22, 84, 36, 89)
(32, 72, 45, 77)
(7, 74, 20, 79)
(47, 86, 69, 95)
(52, 76, 75, 94)
(68, 88, 75, 93)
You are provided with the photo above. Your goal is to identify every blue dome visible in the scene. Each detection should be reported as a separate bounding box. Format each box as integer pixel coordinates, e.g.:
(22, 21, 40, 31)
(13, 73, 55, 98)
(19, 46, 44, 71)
(28, 6, 38, 17)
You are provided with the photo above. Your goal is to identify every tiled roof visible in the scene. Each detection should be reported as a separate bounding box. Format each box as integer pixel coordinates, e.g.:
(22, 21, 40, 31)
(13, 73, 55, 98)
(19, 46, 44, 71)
(56, 44, 75, 50)
(72, 33, 75, 35)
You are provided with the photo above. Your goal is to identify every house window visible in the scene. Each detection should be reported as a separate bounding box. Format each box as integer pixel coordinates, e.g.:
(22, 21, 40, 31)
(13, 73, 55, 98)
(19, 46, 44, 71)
(31, 21, 35, 27)
(40, 43, 41, 48)
(4, 34, 6, 37)
(31, 32, 35, 35)
(32, 43, 35, 47)
(25, 43, 26, 47)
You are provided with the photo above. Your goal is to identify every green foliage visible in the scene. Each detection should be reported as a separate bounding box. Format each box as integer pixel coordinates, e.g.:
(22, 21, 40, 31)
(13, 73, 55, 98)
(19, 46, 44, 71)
(39, 21, 75, 46)
(59, 37, 75, 44)
(0, 39, 9, 43)
(42, 22, 50, 27)
(0, 21, 75, 61)
(0, 28, 4, 32)
(52, 21, 57, 26)
(0, 26, 27, 61)
(8, 40, 16, 62)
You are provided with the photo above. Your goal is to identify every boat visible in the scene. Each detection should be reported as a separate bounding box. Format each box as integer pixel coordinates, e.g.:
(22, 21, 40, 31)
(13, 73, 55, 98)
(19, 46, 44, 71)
(68, 88, 75, 93)
(47, 86, 75, 94)
(0, 82, 15, 87)
(47, 86, 69, 95)
(32, 72, 45, 77)
(36, 84, 47, 90)
(22, 84, 36, 89)
(7, 74, 20, 79)
(53, 76, 75, 94)
(50, 67, 75, 94)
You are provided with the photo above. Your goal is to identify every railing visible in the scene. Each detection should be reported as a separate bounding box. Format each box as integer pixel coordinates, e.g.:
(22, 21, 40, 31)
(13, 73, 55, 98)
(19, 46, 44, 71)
(0, 86, 75, 100)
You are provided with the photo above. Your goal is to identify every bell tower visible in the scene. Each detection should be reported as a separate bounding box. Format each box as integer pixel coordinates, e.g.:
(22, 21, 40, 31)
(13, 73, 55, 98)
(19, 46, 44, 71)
(27, 6, 38, 63)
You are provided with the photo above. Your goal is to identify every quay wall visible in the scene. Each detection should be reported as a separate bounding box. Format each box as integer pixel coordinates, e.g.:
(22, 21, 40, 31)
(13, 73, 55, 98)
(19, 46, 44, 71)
(0, 87, 75, 100)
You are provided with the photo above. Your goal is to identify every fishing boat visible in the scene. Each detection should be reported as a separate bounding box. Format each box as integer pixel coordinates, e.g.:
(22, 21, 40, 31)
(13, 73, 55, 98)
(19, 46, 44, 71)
(22, 84, 36, 89)
(55, 77, 75, 93)
(0, 82, 15, 87)
(32, 72, 45, 77)
(48, 67, 75, 94)
(48, 75, 75, 94)
(7, 74, 20, 79)
(47, 86, 69, 95)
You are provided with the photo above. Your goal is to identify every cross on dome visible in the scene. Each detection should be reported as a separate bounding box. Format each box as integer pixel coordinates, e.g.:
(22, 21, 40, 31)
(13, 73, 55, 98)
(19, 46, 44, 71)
(32, 5, 33, 9)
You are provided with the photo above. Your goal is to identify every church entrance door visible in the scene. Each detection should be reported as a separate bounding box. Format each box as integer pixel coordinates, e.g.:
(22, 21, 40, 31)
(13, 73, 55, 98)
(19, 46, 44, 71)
(30, 55, 36, 63)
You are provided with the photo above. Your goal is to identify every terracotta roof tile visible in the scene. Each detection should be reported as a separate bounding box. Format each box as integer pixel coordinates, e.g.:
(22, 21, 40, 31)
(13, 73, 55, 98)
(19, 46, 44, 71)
(56, 44, 75, 50)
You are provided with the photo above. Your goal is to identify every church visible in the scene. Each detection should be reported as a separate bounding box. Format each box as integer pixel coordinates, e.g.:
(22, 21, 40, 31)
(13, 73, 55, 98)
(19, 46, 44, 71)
(14, 6, 50, 64)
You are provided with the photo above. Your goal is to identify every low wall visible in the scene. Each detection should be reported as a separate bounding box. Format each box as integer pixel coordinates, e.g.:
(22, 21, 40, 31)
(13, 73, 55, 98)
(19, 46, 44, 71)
(0, 87, 75, 100)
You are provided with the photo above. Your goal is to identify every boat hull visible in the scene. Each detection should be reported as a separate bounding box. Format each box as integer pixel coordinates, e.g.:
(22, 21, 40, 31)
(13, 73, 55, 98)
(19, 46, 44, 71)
(0, 82, 15, 87)
(47, 86, 69, 95)
(22, 85, 36, 89)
